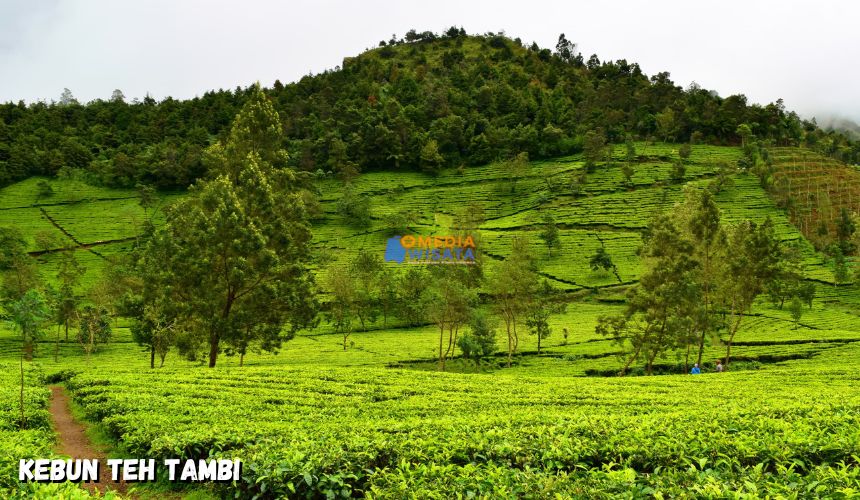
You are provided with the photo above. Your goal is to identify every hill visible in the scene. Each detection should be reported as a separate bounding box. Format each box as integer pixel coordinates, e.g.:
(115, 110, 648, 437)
(2, 30, 859, 190)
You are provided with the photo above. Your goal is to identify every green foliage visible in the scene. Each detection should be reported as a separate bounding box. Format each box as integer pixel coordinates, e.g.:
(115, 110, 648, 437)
(670, 159, 686, 183)
(2, 33, 855, 193)
(589, 246, 615, 273)
(337, 185, 373, 229)
(138, 85, 318, 367)
(583, 130, 607, 173)
(524, 280, 567, 354)
(789, 295, 804, 329)
(76, 305, 112, 357)
(538, 213, 561, 254)
(457, 312, 497, 367)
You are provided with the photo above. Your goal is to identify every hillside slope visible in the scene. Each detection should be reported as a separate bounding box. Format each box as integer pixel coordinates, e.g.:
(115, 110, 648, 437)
(3, 32, 857, 191)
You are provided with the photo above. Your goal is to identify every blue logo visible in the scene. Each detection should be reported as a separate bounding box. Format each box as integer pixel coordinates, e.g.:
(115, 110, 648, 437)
(384, 236, 407, 263)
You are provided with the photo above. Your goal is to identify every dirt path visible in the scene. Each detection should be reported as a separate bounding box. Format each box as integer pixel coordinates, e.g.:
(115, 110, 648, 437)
(49, 385, 128, 497)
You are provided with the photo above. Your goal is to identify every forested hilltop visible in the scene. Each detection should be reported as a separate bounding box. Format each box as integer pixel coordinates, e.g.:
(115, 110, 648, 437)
(2, 28, 858, 189)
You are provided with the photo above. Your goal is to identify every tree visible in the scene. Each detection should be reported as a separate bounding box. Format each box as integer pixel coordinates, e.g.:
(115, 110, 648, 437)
(524, 280, 567, 354)
(76, 305, 112, 360)
(836, 207, 856, 255)
(420, 139, 445, 175)
(488, 236, 538, 367)
(539, 213, 561, 255)
(34, 231, 61, 253)
(678, 144, 692, 162)
(736, 123, 753, 148)
(832, 246, 850, 286)
(622, 136, 636, 186)
(718, 218, 781, 366)
(8, 289, 49, 428)
(337, 184, 373, 229)
(590, 245, 621, 282)
(598, 212, 700, 375)
(503, 152, 529, 193)
(583, 130, 606, 173)
(789, 295, 804, 329)
(457, 311, 497, 369)
(140, 85, 318, 368)
(708, 162, 736, 194)
(350, 248, 383, 331)
(621, 163, 635, 187)
(110, 89, 126, 103)
(425, 269, 476, 371)
(655, 108, 676, 142)
(569, 169, 587, 196)
(376, 266, 399, 328)
(326, 265, 356, 351)
(59, 88, 78, 106)
(0, 227, 40, 302)
(670, 160, 686, 183)
(554, 33, 578, 63)
(682, 189, 721, 367)
(131, 303, 175, 368)
(136, 183, 157, 219)
(396, 266, 430, 326)
(55, 250, 84, 350)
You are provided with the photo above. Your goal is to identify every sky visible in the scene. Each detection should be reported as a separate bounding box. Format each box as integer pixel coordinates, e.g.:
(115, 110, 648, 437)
(1, 0, 858, 122)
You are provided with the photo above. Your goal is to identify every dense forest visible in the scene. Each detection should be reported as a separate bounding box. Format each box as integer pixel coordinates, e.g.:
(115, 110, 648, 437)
(1, 28, 858, 189)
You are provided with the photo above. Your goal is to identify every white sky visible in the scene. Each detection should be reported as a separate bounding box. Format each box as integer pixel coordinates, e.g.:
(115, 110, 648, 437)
(1, 0, 858, 122)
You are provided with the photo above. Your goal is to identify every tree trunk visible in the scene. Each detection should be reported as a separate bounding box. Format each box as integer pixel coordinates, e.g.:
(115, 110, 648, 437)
(64, 320, 69, 342)
(438, 326, 445, 371)
(19, 349, 25, 428)
(537, 333, 542, 354)
(505, 317, 513, 368)
(150, 345, 155, 369)
(55, 325, 60, 362)
(240, 352, 244, 367)
(620, 345, 641, 376)
(684, 342, 691, 374)
(696, 328, 706, 367)
(208, 332, 219, 368)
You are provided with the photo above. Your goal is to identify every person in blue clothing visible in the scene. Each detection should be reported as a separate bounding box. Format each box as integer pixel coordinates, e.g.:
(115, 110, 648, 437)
(690, 363, 701, 374)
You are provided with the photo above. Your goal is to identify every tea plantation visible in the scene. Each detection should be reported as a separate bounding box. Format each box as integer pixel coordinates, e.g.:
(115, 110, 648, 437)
(1, 144, 859, 498)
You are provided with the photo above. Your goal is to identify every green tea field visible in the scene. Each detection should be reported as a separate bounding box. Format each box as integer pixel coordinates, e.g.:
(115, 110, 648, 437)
(1, 141, 859, 498)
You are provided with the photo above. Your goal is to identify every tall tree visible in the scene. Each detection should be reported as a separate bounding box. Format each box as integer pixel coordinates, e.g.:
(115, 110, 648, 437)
(582, 130, 607, 173)
(350, 248, 383, 331)
(141, 85, 318, 368)
(681, 188, 721, 366)
(489, 236, 538, 367)
(426, 276, 475, 371)
(0, 227, 40, 301)
(76, 305, 112, 360)
(55, 250, 84, 343)
(539, 213, 561, 255)
(524, 280, 567, 354)
(598, 213, 700, 375)
(718, 218, 781, 366)
(8, 289, 49, 428)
